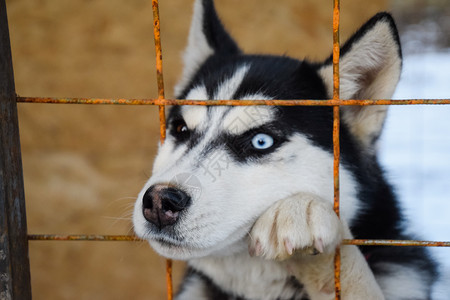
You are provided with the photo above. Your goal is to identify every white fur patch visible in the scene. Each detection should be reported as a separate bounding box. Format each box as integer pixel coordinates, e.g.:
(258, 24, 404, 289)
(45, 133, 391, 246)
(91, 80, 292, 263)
(214, 64, 250, 99)
(175, 275, 210, 300)
(250, 195, 385, 300)
(249, 193, 343, 260)
(375, 263, 428, 300)
(182, 86, 209, 131)
(222, 105, 274, 135)
(270, 134, 361, 223)
(182, 106, 208, 133)
(185, 85, 208, 101)
(190, 252, 304, 300)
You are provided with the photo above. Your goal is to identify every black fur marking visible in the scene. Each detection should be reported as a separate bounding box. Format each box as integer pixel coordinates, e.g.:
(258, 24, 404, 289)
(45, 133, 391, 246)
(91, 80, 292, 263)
(167, 106, 189, 146)
(179, 54, 328, 101)
(171, 118, 191, 143)
(178, 268, 247, 300)
(236, 58, 328, 101)
(225, 122, 289, 162)
(368, 246, 438, 293)
(201, 0, 240, 55)
(178, 56, 245, 99)
(167, 106, 204, 150)
(177, 267, 308, 300)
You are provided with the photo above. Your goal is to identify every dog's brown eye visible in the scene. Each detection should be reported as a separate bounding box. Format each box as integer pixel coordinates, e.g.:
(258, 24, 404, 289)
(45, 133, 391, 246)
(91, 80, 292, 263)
(176, 123, 188, 133)
(171, 119, 191, 143)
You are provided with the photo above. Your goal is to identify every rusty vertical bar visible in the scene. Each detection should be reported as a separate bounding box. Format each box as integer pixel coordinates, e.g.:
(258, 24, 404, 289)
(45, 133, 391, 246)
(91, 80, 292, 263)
(0, 0, 32, 299)
(332, 0, 341, 299)
(152, 0, 166, 145)
(151, 1, 172, 300)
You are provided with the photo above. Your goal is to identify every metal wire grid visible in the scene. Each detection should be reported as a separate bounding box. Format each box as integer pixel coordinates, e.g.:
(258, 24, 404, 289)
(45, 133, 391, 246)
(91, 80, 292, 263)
(1, 0, 449, 299)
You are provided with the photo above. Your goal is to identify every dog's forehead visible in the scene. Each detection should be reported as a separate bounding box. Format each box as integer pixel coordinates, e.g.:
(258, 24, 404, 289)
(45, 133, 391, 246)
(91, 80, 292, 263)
(222, 106, 276, 135)
(180, 105, 275, 135)
(178, 62, 276, 134)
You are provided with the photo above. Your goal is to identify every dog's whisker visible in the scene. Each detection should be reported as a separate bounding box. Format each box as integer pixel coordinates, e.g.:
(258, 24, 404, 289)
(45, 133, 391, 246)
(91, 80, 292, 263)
(102, 216, 132, 221)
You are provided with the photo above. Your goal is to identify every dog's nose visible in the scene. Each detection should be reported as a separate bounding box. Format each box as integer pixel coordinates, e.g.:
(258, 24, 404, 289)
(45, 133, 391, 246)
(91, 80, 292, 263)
(142, 185, 191, 229)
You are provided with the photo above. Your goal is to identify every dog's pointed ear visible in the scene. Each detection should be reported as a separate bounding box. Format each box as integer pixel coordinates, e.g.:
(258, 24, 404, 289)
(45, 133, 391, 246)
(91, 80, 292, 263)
(175, 0, 240, 97)
(319, 13, 402, 152)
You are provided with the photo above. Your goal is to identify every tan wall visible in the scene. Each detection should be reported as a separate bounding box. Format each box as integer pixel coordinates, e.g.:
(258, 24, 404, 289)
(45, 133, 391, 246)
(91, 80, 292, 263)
(5, 0, 388, 299)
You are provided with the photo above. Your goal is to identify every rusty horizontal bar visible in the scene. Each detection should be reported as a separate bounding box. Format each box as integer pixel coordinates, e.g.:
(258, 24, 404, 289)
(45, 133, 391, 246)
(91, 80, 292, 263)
(28, 234, 143, 241)
(342, 239, 450, 247)
(27, 235, 450, 247)
(17, 97, 159, 105)
(16, 96, 450, 106)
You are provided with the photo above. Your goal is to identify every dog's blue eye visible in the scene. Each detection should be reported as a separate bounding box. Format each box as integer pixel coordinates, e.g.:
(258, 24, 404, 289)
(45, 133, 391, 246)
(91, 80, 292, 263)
(251, 133, 274, 150)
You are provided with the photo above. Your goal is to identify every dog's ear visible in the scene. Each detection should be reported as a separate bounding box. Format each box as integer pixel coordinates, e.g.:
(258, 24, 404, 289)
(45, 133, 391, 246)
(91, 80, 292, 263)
(319, 13, 402, 152)
(175, 0, 240, 97)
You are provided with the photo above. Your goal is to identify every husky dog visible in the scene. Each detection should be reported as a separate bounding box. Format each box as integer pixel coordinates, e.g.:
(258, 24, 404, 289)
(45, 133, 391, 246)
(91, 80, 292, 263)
(133, 0, 437, 299)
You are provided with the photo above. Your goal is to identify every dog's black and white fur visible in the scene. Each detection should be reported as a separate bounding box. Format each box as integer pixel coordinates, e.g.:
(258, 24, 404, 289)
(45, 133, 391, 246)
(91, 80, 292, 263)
(133, 1, 437, 299)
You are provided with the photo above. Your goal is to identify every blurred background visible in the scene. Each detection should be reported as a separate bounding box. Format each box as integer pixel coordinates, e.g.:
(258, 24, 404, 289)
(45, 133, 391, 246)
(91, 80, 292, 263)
(4, 0, 449, 299)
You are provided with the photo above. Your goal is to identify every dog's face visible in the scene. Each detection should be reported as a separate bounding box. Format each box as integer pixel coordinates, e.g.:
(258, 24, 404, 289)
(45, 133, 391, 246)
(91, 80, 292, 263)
(133, 0, 402, 260)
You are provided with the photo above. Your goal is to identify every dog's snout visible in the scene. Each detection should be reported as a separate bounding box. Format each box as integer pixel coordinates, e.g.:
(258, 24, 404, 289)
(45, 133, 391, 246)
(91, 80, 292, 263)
(142, 185, 190, 229)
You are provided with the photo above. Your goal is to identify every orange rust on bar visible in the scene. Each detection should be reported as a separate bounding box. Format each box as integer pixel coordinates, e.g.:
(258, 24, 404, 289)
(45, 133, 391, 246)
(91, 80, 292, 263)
(332, 0, 340, 101)
(332, 0, 341, 299)
(27, 234, 144, 241)
(166, 259, 173, 300)
(152, 0, 165, 100)
(152, 0, 167, 145)
(343, 239, 450, 247)
(332, 111, 340, 300)
(159, 105, 166, 143)
(26, 235, 450, 247)
(151, 0, 171, 298)
(17, 96, 450, 106)
(334, 247, 341, 299)
(332, 106, 340, 218)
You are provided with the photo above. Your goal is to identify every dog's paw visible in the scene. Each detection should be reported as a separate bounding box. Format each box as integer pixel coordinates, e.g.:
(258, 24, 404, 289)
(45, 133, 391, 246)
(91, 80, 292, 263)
(248, 193, 343, 260)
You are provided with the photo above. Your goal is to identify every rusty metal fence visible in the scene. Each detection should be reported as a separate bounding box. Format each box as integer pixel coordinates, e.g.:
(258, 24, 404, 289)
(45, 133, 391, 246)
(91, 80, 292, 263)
(1, 0, 450, 299)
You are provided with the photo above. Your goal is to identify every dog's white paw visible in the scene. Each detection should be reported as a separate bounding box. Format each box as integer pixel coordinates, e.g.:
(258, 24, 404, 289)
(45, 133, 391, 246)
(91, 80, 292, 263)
(249, 193, 343, 260)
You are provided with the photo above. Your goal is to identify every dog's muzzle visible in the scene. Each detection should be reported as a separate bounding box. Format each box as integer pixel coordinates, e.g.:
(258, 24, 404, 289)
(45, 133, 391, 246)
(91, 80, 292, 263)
(142, 184, 191, 229)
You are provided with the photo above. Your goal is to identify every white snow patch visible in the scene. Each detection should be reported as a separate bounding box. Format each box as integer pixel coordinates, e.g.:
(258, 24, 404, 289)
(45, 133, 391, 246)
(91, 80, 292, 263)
(379, 50, 450, 299)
